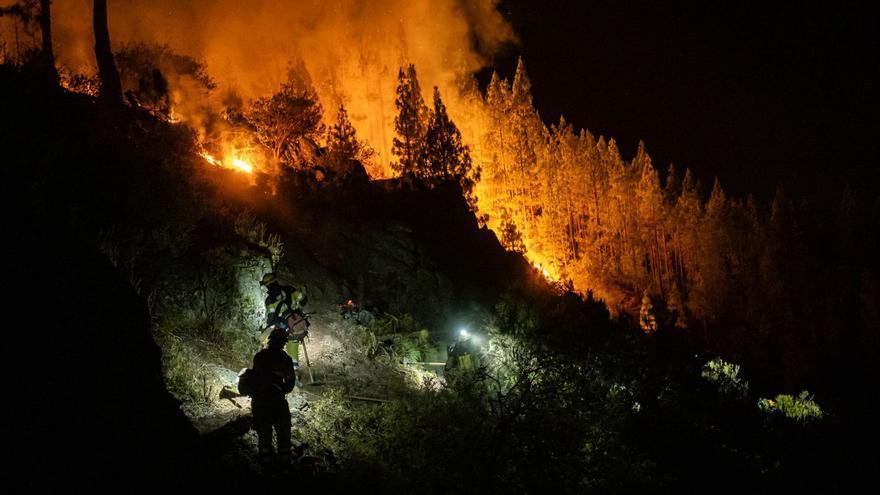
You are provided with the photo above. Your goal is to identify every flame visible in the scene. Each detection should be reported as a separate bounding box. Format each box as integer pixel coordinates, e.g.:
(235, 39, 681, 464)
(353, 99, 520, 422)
(533, 262, 555, 282)
(199, 150, 221, 166)
(231, 157, 254, 173)
(198, 149, 255, 174)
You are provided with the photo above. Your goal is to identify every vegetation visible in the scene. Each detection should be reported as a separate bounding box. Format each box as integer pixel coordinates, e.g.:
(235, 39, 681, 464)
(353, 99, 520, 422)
(465, 60, 879, 400)
(760, 391, 823, 423)
(245, 74, 323, 169)
(391, 68, 480, 208)
(324, 103, 374, 176)
(702, 357, 749, 399)
(114, 42, 216, 118)
(391, 64, 429, 176)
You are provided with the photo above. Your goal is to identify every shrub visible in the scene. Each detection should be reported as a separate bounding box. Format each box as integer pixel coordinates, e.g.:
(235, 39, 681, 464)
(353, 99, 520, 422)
(233, 209, 284, 266)
(702, 357, 749, 399)
(759, 391, 823, 423)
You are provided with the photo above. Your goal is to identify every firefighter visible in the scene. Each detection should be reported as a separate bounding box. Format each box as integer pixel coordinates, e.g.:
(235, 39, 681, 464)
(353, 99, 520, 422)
(446, 330, 481, 373)
(260, 272, 306, 330)
(251, 327, 296, 464)
(260, 272, 308, 371)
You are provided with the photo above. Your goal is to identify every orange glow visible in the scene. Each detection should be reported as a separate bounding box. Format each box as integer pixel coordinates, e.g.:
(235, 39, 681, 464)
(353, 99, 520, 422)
(38, 1, 514, 178)
(533, 262, 556, 282)
(199, 151, 221, 166)
(231, 157, 254, 174)
(199, 149, 256, 174)
(27, 1, 599, 298)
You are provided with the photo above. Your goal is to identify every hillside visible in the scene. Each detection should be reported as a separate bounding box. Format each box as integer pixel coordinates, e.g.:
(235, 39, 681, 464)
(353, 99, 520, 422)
(4, 61, 875, 492)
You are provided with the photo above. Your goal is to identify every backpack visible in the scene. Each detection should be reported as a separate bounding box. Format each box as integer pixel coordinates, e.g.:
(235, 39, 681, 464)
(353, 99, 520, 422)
(237, 368, 267, 397)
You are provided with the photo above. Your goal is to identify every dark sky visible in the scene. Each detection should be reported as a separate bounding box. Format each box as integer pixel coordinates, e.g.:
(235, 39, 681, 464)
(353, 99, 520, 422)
(480, 1, 878, 202)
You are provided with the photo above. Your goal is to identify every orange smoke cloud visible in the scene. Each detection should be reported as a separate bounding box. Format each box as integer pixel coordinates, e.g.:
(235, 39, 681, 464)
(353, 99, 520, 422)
(35, 0, 515, 175)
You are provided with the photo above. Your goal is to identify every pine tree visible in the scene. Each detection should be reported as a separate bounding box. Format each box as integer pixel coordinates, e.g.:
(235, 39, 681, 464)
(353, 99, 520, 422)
(392, 64, 428, 176)
(500, 219, 527, 254)
(486, 72, 511, 117)
(510, 57, 533, 109)
(508, 57, 541, 245)
(419, 87, 479, 206)
(421, 87, 463, 180)
(325, 103, 374, 176)
(327, 104, 359, 161)
(635, 141, 665, 291)
(696, 178, 730, 319)
(664, 164, 681, 203)
(483, 71, 514, 224)
(669, 168, 701, 297)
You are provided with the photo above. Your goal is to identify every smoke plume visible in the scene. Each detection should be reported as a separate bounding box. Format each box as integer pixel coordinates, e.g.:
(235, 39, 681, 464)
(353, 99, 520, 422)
(37, 0, 515, 173)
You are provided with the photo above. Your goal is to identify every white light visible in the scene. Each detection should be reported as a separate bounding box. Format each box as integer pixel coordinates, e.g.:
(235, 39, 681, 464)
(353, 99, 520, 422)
(459, 328, 469, 338)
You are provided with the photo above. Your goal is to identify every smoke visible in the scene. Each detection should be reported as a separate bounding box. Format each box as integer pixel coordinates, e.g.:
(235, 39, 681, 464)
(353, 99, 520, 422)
(40, 0, 516, 173)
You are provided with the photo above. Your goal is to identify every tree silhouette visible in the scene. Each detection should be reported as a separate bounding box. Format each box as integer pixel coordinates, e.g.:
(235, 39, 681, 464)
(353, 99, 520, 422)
(93, 0, 121, 104)
(246, 79, 323, 169)
(391, 64, 428, 177)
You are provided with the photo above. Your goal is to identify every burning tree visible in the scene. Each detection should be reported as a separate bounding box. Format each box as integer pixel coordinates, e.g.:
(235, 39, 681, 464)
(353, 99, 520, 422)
(245, 78, 323, 170)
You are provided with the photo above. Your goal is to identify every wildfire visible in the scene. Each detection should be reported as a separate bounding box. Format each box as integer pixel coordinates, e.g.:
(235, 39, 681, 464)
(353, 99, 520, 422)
(198, 149, 255, 174)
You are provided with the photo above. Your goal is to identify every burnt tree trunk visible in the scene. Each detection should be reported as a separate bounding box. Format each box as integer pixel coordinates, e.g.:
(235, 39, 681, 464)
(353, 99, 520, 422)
(93, 0, 121, 104)
(39, 0, 59, 85)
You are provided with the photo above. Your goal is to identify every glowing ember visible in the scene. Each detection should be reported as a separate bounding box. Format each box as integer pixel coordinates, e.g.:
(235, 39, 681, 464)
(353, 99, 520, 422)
(199, 151, 221, 166)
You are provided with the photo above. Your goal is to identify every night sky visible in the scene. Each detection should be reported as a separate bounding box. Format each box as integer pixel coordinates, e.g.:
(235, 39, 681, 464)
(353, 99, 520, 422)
(481, 1, 878, 202)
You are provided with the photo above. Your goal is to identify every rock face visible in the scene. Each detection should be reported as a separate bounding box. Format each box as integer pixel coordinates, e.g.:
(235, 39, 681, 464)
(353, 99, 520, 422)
(153, 242, 272, 337)
(16, 225, 202, 488)
(249, 177, 533, 332)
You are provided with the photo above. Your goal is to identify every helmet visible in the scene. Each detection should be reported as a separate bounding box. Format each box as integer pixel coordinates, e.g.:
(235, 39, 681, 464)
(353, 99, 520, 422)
(260, 272, 276, 286)
(292, 289, 305, 305)
(268, 327, 288, 343)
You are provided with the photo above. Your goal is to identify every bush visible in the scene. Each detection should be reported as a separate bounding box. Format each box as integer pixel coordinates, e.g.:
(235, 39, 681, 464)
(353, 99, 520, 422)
(155, 331, 213, 403)
(301, 387, 495, 491)
(233, 209, 284, 266)
(759, 391, 823, 423)
(702, 357, 749, 399)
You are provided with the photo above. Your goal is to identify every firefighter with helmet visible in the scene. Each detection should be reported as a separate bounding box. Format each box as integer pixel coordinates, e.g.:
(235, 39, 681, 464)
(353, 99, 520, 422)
(251, 327, 296, 463)
(260, 272, 306, 328)
(260, 272, 308, 370)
